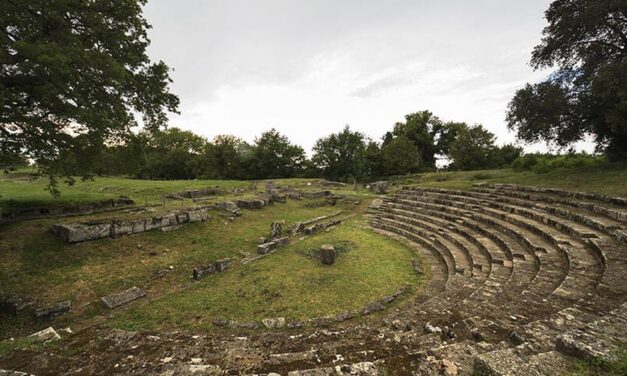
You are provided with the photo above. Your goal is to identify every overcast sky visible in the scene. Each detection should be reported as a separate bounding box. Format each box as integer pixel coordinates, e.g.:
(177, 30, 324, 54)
(142, 0, 593, 154)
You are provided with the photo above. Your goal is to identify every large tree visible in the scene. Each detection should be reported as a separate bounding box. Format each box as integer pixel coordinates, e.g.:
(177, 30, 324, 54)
(0, 0, 179, 192)
(507, 0, 627, 160)
(249, 129, 305, 179)
(392, 111, 464, 168)
(200, 135, 251, 180)
(312, 126, 367, 182)
(382, 135, 421, 175)
(448, 124, 497, 171)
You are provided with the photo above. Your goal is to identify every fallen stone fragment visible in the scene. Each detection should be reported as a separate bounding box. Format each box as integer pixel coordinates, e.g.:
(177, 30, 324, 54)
(101, 287, 146, 309)
(28, 327, 61, 343)
(213, 201, 241, 216)
(34, 300, 71, 320)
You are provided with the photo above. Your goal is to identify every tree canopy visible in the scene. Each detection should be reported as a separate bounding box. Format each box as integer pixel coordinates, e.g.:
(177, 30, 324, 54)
(312, 126, 367, 182)
(0, 0, 179, 192)
(507, 0, 627, 160)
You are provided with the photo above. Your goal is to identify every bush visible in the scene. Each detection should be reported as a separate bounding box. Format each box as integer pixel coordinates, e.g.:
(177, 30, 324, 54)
(511, 153, 606, 173)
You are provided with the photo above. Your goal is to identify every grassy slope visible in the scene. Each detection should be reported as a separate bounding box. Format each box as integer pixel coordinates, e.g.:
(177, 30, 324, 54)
(393, 163, 627, 197)
(0, 167, 249, 212)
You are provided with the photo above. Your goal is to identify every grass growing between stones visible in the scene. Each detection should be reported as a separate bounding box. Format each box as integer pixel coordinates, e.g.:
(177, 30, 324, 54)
(112, 217, 424, 331)
(564, 344, 627, 376)
(0, 198, 357, 337)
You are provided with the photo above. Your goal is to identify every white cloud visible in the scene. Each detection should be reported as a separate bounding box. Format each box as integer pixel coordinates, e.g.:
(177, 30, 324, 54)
(142, 0, 595, 154)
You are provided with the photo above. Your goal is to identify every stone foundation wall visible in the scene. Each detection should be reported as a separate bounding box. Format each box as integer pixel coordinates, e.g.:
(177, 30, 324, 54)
(52, 207, 209, 243)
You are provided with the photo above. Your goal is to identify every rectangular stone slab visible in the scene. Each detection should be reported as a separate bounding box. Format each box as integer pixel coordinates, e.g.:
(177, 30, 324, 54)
(101, 287, 146, 309)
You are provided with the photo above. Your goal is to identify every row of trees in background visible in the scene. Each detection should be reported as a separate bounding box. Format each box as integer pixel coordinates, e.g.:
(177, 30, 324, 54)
(90, 110, 522, 182)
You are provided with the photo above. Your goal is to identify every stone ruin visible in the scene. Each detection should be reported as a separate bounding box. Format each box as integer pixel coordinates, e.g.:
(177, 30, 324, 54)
(192, 258, 232, 280)
(100, 286, 146, 309)
(304, 219, 341, 235)
(5, 183, 627, 376)
(52, 207, 209, 243)
(320, 244, 336, 265)
(368, 181, 388, 194)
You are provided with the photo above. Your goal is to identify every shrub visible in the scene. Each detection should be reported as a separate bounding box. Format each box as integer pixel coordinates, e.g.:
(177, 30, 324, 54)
(511, 153, 606, 173)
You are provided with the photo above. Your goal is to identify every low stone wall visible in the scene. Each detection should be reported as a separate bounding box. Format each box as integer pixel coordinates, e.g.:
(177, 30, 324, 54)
(192, 258, 232, 280)
(304, 219, 341, 235)
(52, 207, 209, 243)
(234, 198, 267, 209)
(292, 211, 342, 234)
(257, 236, 289, 254)
(0, 294, 71, 320)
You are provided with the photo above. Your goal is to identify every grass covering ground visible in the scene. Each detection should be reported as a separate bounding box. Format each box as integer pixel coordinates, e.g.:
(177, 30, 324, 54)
(1, 163, 625, 215)
(393, 162, 627, 197)
(0, 189, 424, 337)
(114, 217, 422, 331)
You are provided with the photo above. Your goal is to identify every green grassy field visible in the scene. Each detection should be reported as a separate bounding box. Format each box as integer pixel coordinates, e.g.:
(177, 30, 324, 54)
(114, 217, 423, 332)
(0, 186, 426, 337)
(393, 163, 627, 196)
(2, 163, 625, 215)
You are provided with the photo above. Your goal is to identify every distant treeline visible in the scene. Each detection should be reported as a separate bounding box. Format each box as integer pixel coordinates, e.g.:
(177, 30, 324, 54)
(4, 110, 607, 182)
(93, 110, 525, 181)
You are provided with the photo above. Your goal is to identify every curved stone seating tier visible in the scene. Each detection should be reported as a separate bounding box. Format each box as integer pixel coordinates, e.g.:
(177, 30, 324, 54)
(391, 194, 604, 309)
(383, 199, 570, 296)
(472, 186, 627, 227)
(373, 205, 572, 334)
(395, 189, 615, 295)
(482, 183, 627, 207)
(407, 186, 627, 244)
(382, 195, 607, 318)
(377, 213, 475, 276)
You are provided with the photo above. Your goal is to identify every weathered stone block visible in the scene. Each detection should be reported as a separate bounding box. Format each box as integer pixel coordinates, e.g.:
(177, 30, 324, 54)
(111, 220, 135, 237)
(192, 264, 216, 280)
(270, 221, 283, 239)
(144, 217, 163, 231)
(214, 258, 231, 272)
(257, 241, 277, 255)
(214, 201, 241, 216)
(34, 300, 71, 320)
(101, 287, 146, 309)
(52, 223, 111, 243)
(320, 244, 336, 265)
(261, 317, 285, 329)
(131, 218, 146, 233)
(235, 199, 266, 209)
(28, 327, 61, 342)
(175, 211, 190, 224)
(187, 209, 208, 222)
(271, 193, 287, 203)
